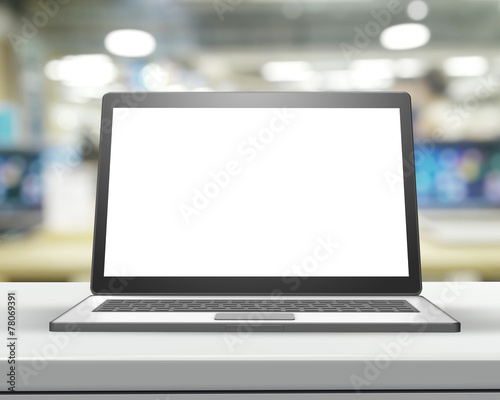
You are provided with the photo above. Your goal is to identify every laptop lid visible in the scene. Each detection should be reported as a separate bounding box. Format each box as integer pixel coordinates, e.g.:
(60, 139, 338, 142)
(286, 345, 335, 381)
(91, 92, 421, 295)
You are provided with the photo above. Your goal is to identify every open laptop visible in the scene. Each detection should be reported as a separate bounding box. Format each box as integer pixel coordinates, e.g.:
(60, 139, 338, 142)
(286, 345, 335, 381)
(50, 91, 460, 332)
(416, 140, 500, 243)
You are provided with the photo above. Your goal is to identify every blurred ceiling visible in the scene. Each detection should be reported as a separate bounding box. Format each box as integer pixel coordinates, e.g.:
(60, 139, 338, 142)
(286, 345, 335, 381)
(13, 0, 500, 63)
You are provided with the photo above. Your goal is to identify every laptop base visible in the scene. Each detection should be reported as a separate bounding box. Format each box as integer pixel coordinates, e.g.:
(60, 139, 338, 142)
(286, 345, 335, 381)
(49, 295, 460, 333)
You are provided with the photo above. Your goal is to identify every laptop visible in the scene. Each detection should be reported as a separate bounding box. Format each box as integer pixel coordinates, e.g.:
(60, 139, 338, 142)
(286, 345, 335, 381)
(50, 91, 460, 332)
(416, 140, 500, 243)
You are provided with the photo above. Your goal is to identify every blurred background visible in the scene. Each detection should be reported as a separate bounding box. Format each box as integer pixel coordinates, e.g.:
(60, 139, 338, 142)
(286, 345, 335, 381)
(0, 0, 500, 282)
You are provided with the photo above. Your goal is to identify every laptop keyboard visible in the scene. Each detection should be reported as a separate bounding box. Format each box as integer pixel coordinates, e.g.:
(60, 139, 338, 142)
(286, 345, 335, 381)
(93, 299, 418, 313)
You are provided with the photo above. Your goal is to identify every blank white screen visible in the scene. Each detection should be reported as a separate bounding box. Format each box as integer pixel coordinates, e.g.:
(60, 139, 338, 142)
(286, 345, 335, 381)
(104, 107, 408, 277)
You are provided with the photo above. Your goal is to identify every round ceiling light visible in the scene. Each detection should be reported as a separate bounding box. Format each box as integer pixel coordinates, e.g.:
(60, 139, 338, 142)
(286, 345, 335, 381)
(380, 23, 430, 50)
(407, 1, 429, 21)
(104, 29, 156, 58)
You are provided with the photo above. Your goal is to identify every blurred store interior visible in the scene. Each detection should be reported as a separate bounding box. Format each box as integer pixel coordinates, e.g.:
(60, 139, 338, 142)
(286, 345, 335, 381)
(0, 0, 500, 281)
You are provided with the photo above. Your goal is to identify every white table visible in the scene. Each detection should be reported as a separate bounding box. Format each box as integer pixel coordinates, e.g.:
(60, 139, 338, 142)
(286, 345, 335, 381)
(0, 282, 499, 398)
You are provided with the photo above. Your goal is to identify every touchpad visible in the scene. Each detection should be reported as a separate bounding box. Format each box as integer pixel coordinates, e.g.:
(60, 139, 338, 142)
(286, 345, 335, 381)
(214, 312, 295, 321)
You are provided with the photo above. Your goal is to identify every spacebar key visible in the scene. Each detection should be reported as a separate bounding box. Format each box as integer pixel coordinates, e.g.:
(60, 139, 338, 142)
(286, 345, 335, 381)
(214, 312, 295, 320)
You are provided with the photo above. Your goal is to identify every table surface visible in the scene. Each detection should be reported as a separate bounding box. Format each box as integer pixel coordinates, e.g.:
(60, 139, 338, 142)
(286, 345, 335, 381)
(0, 282, 499, 392)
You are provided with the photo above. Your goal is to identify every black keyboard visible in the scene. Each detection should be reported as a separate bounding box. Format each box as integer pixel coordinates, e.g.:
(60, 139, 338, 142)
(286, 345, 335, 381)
(94, 299, 418, 313)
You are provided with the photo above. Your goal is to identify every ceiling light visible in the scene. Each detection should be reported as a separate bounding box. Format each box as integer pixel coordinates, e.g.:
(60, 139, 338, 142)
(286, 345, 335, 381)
(44, 54, 118, 87)
(380, 23, 430, 50)
(261, 61, 313, 82)
(324, 71, 352, 90)
(395, 58, 428, 78)
(345, 60, 395, 89)
(407, 1, 428, 21)
(443, 56, 489, 77)
(44, 60, 61, 81)
(104, 29, 156, 58)
(350, 59, 395, 79)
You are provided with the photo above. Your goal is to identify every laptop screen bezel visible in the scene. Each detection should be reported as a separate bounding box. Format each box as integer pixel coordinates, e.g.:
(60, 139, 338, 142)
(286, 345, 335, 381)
(91, 91, 422, 295)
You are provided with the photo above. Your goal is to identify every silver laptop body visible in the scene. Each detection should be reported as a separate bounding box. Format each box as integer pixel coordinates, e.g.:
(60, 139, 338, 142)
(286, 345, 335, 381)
(51, 92, 460, 333)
